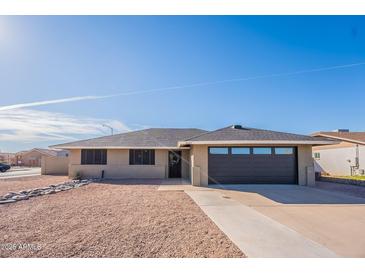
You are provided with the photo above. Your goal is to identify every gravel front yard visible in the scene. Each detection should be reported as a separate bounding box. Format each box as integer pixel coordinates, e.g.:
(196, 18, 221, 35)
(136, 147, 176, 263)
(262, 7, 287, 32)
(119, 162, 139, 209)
(0, 175, 68, 196)
(0, 180, 244, 258)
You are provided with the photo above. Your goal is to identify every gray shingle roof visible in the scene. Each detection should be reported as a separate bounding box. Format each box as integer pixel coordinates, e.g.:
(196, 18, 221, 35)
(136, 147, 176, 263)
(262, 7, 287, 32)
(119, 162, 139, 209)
(51, 128, 207, 149)
(182, 126, 333, 143)
(33, 148, 59, 157)
(52, 126, 334, 149)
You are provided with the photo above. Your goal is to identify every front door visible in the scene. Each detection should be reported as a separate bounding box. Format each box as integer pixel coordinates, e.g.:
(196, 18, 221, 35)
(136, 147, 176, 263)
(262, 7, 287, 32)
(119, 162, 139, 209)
(168, 151, 182, 178)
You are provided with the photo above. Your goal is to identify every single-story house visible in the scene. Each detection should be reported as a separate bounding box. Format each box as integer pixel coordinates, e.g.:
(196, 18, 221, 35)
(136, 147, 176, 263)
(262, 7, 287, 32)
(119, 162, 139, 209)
(311, 130, 365, 176)
(51, 125, 334, 187)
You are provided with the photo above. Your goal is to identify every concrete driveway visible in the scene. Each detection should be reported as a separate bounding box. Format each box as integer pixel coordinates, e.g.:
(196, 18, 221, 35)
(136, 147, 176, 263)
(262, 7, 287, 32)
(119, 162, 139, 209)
(185, 184, 365, 257)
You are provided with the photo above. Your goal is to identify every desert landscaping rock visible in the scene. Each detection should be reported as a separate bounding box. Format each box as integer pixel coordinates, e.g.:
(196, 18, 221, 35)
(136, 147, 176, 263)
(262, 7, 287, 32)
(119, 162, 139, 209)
(0, 199, 16, 204)
(0, 179, 92, 205)
(4, 193, 16, 199)
(12, 195, 29, 201)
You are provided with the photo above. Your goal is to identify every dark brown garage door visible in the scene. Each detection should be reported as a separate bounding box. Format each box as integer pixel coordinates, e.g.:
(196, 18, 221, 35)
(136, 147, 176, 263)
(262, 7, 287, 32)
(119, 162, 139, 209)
(208, 147, 297, 184)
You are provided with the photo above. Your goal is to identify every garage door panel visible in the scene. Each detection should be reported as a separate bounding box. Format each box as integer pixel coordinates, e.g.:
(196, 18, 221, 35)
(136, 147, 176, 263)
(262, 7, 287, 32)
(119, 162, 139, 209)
(208, 147, 297, 184)
(210, 176, 295, 184)
(210, 166, 295, 174)
(210, 172, 296, 179)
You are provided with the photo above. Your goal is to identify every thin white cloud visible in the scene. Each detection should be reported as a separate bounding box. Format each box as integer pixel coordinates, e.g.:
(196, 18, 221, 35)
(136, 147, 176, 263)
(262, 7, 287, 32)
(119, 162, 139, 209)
(0, 61, 364, 112)
(0, 109, 129, 143)
(0, 95, 116, 111)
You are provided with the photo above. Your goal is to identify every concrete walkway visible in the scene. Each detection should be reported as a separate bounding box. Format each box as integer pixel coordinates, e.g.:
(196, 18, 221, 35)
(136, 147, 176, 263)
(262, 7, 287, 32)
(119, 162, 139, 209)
(186, 190, 338, 258)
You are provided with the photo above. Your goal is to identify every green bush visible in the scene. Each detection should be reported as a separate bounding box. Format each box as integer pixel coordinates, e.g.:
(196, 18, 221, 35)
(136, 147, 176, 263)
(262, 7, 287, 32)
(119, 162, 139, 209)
(73, 172, 82, 181)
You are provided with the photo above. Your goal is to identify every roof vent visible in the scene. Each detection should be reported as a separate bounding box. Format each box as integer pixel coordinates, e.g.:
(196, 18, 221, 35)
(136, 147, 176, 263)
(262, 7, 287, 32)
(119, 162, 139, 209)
(333, 129, 350, 133)
(232, 125, 243, 129)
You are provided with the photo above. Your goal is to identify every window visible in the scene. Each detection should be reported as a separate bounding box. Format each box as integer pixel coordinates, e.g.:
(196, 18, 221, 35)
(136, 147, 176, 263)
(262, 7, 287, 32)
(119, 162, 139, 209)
(253, 147, 272, 154)
(231, 147, 250, 154)
(275, 147, 294, 155)
(129, 149, 155, 165)
(314, 152, 320, 159)
(81, 149, 107, 165)
(209, 147, 229, 154)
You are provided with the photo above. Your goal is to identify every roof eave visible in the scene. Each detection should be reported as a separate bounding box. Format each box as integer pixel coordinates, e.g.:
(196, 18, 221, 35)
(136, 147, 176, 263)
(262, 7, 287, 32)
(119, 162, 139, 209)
(50, 145, 191, 150)
(312, 133, 365, 145)
(178, 140, 338, 146)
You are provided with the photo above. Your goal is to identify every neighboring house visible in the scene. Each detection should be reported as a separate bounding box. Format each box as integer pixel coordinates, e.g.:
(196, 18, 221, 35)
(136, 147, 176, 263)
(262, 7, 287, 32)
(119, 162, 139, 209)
(13, 150, 28, 166)
(312, 130, 365, 176)
(51, 125, 334, 187)
(0, 153, 15, 165)
(16, 148, 68, 167)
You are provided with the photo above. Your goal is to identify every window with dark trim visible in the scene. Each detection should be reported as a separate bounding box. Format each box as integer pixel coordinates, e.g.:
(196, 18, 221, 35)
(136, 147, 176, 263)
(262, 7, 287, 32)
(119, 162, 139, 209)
(129, 149, 155, 165)
(274, 147, 294, 155)
(81, 149, 107, 165)
(253, 147, 272, 155)
(209, 147, 229, 154)
(314, 152, 320, 159)
(231, 147, 250, 154)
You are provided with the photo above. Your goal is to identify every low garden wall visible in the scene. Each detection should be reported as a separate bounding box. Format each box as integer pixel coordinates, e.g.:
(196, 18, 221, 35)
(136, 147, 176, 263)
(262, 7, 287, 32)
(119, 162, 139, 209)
(319, 176, 365, 187)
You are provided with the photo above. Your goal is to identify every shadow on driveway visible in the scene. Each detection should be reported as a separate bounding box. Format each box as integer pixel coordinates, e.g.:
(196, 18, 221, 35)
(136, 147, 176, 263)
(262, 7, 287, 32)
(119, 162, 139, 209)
(209, 184, 365, 204)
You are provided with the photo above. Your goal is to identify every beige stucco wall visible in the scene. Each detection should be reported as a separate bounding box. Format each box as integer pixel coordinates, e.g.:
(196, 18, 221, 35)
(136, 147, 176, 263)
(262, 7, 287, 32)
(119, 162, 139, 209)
(297, 145, 315, 186)
(190, 145, 209, 186)
(313, 142, 364, 176)
(189, 144, 315, 186)
(41, 156, 69, 175)
(68, 149, 190, 180)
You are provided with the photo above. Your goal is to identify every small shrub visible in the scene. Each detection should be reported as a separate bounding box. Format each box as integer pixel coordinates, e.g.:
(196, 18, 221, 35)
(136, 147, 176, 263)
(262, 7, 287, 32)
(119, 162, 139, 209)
(73, 172, 82, 181)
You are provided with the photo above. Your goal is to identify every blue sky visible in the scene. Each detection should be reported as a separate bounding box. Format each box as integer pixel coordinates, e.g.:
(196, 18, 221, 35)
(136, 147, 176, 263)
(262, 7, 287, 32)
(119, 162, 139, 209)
(0, 16, 365, 152)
